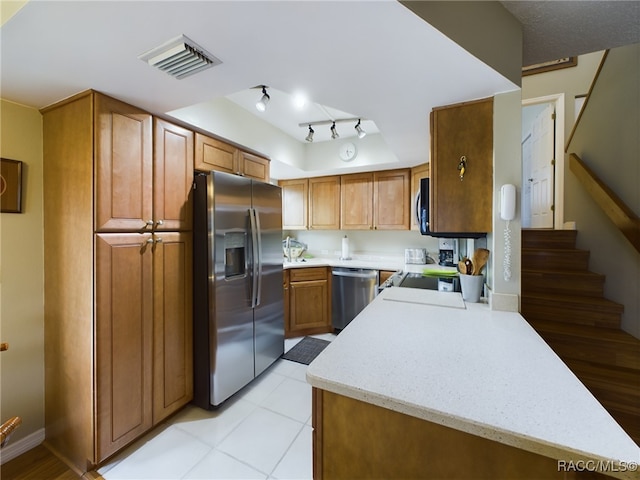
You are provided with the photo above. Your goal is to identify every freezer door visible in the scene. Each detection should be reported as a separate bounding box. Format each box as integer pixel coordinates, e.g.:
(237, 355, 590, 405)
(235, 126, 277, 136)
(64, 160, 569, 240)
(252, 180, 285, 376)
(209, 172, 255, 406)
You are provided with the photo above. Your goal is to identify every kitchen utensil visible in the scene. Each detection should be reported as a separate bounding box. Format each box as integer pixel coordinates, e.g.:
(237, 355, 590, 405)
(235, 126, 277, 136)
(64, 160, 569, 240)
(472, 248, 490, 275)
(464, 257, 473, 275)
(457, 261, 466, 274)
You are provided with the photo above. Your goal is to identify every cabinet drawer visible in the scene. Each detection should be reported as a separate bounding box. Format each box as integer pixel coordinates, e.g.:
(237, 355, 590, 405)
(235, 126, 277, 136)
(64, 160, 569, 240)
(289, 267, 328, 282)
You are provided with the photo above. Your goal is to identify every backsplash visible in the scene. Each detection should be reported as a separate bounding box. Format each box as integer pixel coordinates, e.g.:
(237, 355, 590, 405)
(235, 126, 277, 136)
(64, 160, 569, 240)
(283, 230, 441, 260)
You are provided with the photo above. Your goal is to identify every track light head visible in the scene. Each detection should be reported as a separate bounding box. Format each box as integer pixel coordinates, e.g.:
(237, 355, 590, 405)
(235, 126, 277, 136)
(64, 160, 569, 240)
(305, 125, 314, 142)
(256, 86, 270, 112)
(355, 119, 366, 139)
(330, 122, 339, 140)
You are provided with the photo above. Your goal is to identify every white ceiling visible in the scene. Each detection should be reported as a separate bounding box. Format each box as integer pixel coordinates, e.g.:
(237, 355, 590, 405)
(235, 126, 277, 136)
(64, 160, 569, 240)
(0, 1, 517, 177)
(1, 1, 637, 179)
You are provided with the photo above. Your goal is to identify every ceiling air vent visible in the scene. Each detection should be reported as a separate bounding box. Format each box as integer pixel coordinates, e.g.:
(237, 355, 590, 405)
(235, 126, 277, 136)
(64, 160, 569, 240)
(139, 35, 222, 79)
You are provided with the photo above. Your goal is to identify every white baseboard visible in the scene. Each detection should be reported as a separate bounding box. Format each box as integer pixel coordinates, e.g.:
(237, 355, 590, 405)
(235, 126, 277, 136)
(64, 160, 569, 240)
(0, 428, 45, 464)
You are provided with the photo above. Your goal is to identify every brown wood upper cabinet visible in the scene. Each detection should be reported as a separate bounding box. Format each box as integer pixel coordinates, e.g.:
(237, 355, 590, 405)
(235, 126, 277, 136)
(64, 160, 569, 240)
(340, 170, 410, 230)
(154, 118, 194, 231)
(341, 173, 373, 230)
(280, 178, 309, 230)
(94, 96, 193, 232)
(95, 93, 153, 232)
(194, 132, 270, 182)
(309, 176, 341, 230)
(430, 98, 493, 233)
(373, 169, 411, 230)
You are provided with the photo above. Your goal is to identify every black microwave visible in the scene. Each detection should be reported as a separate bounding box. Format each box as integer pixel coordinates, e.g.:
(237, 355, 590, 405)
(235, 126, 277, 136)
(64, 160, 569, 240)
(417, 178, 485, 239)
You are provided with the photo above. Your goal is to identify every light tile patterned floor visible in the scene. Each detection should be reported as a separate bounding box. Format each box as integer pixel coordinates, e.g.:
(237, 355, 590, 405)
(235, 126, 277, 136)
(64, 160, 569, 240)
(98, 334, 335, 480)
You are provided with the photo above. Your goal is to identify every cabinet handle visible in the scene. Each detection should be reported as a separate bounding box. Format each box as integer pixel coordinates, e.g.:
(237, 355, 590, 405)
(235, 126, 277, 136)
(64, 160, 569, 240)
(140, 237, 154, 254)
(152, 236, 163, 252)
(458, 156, 467, 181)
(142, 220, 154, 231)
(155, 220, 164, 228)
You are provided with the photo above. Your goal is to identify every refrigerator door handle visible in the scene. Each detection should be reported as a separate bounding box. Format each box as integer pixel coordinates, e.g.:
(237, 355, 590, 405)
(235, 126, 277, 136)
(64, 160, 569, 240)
(254, 208, 263, 307)
(249, 208, 259, 308)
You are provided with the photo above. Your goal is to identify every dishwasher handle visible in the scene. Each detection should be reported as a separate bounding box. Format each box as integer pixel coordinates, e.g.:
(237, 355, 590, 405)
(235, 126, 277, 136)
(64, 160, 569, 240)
(332, 269, 378, 279)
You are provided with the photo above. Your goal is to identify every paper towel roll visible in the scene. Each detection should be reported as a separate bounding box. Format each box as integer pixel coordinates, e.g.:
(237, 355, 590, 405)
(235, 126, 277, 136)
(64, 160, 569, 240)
(341, 235, 350, 260)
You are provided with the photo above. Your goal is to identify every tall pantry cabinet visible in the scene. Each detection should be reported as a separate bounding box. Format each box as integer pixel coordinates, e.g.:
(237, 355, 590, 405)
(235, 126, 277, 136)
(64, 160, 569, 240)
(42, 91, 193, 473)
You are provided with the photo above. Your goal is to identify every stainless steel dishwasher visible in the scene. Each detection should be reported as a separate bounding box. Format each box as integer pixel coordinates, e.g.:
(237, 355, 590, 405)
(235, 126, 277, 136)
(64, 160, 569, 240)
(331, 267, 379, 330)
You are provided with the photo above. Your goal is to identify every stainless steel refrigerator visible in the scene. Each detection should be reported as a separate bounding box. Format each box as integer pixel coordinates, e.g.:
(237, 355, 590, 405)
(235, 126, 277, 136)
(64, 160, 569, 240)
(193, 171, 284, 408)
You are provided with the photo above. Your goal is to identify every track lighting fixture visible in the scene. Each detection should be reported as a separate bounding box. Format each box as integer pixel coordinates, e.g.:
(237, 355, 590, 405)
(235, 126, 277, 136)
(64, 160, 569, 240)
(255, 86, 270, 112)
(297, 117, 369, 142)
(355, 119, 366, 139)
(330, 122, 339, 140)
(305, 125, 314, 142)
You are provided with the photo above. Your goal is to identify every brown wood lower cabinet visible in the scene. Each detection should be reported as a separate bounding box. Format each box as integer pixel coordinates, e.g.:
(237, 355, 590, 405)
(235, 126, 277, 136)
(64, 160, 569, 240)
(152, 232, 193, 424)
(96, 233, 154, 460)
(95, 232, 193, 461)
(313, 388, 594, 480)
(285, 267, 332, 338)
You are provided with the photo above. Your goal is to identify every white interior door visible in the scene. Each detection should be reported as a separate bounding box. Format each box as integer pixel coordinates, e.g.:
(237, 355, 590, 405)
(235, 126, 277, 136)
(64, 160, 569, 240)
(521, 134, 532, 228)
(525, 104, 555, 228)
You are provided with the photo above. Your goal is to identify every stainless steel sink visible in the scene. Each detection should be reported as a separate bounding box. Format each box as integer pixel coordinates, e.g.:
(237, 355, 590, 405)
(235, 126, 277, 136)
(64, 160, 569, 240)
(399, 272, 460, 292)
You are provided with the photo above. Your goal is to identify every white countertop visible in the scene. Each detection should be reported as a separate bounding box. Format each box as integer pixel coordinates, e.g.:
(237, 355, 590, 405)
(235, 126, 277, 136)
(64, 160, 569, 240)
(283, 255, 450, 275)
(306, 288, 640, 479)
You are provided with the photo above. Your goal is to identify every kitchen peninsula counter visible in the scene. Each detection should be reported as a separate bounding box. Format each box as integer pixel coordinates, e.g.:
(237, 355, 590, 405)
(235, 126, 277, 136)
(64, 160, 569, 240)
(306, 288, 640, 480)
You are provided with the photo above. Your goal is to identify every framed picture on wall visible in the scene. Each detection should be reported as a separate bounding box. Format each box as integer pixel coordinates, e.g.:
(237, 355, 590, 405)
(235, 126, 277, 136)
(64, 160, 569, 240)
(1, 158, 23, 213)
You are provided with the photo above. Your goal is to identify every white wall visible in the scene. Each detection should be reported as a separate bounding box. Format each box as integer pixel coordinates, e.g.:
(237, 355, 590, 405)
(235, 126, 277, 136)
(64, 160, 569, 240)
(563, 44, 640, 338)
(491, 91, 522, 305)
(0, 99, 45, 452)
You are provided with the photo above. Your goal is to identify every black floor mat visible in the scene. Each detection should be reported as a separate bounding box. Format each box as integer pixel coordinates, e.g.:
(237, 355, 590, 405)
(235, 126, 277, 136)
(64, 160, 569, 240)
(282, 336, 331, 365)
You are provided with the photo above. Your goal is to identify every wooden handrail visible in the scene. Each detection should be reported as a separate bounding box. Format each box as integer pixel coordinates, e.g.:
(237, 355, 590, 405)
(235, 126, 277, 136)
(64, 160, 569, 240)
(566, 50, 609, 152)
(569, 153, 640, 253)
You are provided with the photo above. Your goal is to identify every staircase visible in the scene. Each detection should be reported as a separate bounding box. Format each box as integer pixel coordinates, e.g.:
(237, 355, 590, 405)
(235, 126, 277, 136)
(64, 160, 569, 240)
(521, 229, 640, 445)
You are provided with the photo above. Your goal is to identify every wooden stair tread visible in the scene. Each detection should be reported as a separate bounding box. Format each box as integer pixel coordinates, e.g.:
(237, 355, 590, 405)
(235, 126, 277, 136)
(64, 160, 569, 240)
(522, 229, 578, 249)
(521, 292, 624, 312)
(530, 319, 640, 346)
(522, 268, 603, 277)
(566, 359, 640, 384)
(522, 247, 588, 253)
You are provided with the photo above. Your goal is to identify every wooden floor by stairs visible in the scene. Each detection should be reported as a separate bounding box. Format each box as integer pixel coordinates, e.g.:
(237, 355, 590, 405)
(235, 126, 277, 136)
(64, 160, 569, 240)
(521, 229, 640, 445)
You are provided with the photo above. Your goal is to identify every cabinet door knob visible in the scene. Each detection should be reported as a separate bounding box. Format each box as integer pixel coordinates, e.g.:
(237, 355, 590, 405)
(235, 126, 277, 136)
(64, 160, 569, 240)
(155, 220, 164, 228)
(140, 237, 153, 253)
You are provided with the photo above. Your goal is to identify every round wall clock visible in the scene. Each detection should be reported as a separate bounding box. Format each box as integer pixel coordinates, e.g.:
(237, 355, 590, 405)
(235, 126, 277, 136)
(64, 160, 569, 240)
(339, 142, 357, 162)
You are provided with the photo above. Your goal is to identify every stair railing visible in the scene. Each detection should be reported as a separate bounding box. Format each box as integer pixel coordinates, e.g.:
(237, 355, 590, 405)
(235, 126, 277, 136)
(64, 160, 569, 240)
(569, 153, 640, 253)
